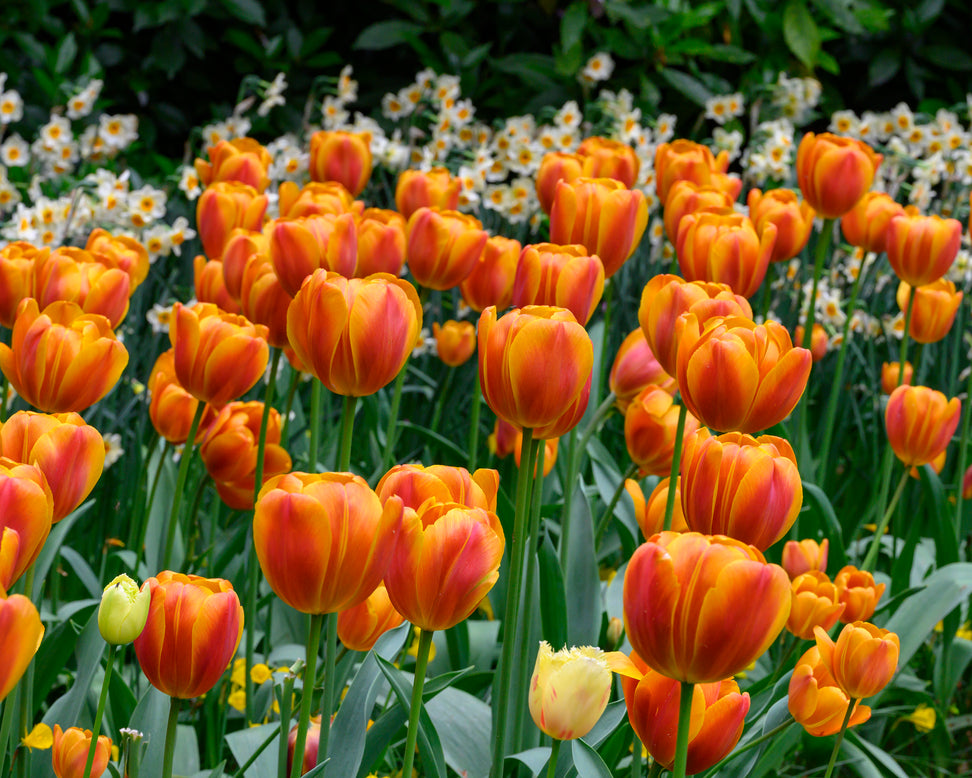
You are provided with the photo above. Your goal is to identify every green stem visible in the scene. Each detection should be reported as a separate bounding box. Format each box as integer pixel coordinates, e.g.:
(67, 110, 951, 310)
(161, 402, 206, 570)
(338, 395, 357, 473)
(135, 441, 170, 556)
(803, 218, 834, 351)
(82, 644, 116, 778)
(309, 380, 322, 470)
(276, 671, 296, 778)
(672, 681, 695, 778)
(0, 690, 17, 776)
(663, 403, 688, 532)
(468, 371, 482, 472)
(822, 698, 857, 778)
(898, 285, 914, 384)
(429, 366, 455, 438)
(545, 738, 562, 778)
(316, 613, 338, 769)
(161, 697, 180, 778)
(645, 760, 661, 778)
(631, 735, 644, 778)
(290, 614, 324, 778)
(17, 565, 37, 777)
(861, 468, 909, 573)
(400, 629, 435, 778)
(719, 718, 796, 764)
(954, 326, 972, 548)
(595, 462, 639, 544)
(599, 278, 615, 404)
(381, 367, 408, 473)
(280, 366, 300, 447)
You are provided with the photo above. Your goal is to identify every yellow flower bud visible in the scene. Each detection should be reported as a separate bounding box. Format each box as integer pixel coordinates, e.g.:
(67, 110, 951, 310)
(98, 574, 150, 645)
(528, 641, 613, 740)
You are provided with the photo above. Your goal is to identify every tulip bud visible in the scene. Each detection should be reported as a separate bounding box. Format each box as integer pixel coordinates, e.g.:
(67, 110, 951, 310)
(405, 207, 487, 291)
(642, 477, 688, 537)
(834, 565, 885, 623)
(99, 573, 150, 645)
(577, 136, 640, 188)
(896, 279, 962, 344)
(354, 208, 406, 277)
(433, 320, 476, 367)
(528, 641, 613, 740)
(787, 571, 845, 640)
(789, 645, 872, 736)
(459, 235, 520, 313)
(794, 323, 828, 362)
(196, 182, 268, 260)
(880, 361, 913, 395)
(512, 243, 605, 325)
(396, 167, 461, 219)
(609, 328, 675, 413)
(655, 139, 737, 204)
(194, 255, 242, 314)
(309, 130, 372, 196)
(535, 152, 583, 215)
(885, 385, 961, 467)
(0, 242, 43, 328)
(747, 188, 815, 263)
(337, 584, 405, 653)
(52, 725, 111, 778)
(287, 716, 321, 777)
(782, 538, 829, 579)
(886, 213, 962, 287)
(195, 138, 271, 192)
(624, 387, 699, 477)
(795, 132, 882, 218)
(814, 621, 899, 700)
(86, 229, 150, 291)
(840, 192, 905, 254)
(663, 180, 735, 245)
(279, 181, 355, 219)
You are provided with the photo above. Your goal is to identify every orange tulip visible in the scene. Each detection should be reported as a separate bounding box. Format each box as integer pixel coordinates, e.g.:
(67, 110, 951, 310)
(309, 130, 372, 196)
(676, 314, 812, 433)
(355, 208, 407, 277)
(794, 323, 828, 362)
(885, 385, 961, 467)
(782, 538, 829, 579)
(478, 305, 593, 440)
(963, 463, 972, 500)
(459, 235, 520, 313)
(254, 472, 403, 614)
(287, 716, 322, 778)
(133, 572, 243, 699)
(405, 207, 487, 291)
(195, 137, 271, 192)
(623, 531, 790, 683)
(239, 253, 292, 348)
(788, 645, 872, 736)
(0, 460, 53, 589)
(337, 583, 405, 652)
(0, 591, 44, 703)
(885, 212, 962, 287)
(897, 279, 962, 344)
(641, 477, 688, 537)
(0, 411, 104, 522)
(194, 255, 242, 315)
(396, 167, 461, 219)
(219, 228, 267, 302)
(287, 271, 422, 396)
(814, 621, 899, 699)
(549, 177, 648, 277)
(747, 188, 815, 263)
(679, 429, 802, 550)
(384, 500, 504, 631)
(512, 243, 605, 325)
(834, 566, 885, 623)
(638, 274, 753, 377)
(663, 180, 735, 245)
(433, 320, 476, 367)
(795, 132, 881, 218)
(0, 299, 128, 413)
(33, 247, 131, 328)
(609, 328, 675, 413)
(909, 448, 945, 480)
(622, 651, 749, 774)
(840, 192, 905, 254)
(655, 140, 736, 204)
(881, 361, 913, 395)
(85, 228, 150, 290)
(624, 387, 699, 477)
(787, 571, 846, 640)
(148, 349, 215, 445)
(169, 302, 269, 407)
(536, 152, 584, 215)
(676, 211, 775, 298)
(52, 725, 111, 778)
(376, 463, 499, 512)
(268, 213, 357, 298)
(196, 181, 268, 260)
(279, 181, 356, 219)
(577, 136, 640, 188)
(0, 242, 43, 328)
(487, 419, 558, 474)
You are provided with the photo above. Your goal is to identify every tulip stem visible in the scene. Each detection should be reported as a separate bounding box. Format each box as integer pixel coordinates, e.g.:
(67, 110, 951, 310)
(309, 380, 322, 470)
(599, 278, 615, 404)
(280, 365, 301, 448)
(161, 696, 180, 778)
(338, 394, 357, 473)
(381, 367, 408, 473)
(545, 738, 561, 778)
(400, 628, 434, 778)
(898, 286, 914, 386)
(491, 429, 538, 778)
(161, 402, 206, 570)
(291, 613, 323, 778)
(630, 736, 643, 778)
(822, 698, 857, 778)
(645, 760, 661, 778)
(672, 681, 695, 778)
(803, 218, 834, 352)
(429, 367, 455, 440)
(595, 462, 640, 545)
(133, 440, 170, 555)
(82, 643, 115, 778)
(275, 668, 296, 778)
(317, 613, 338, 769)
(468, 372, 481, 472)
(954, 332, 972, 547)
(719, 718, 796, 764)
(0, 692, 16, 775)
(663, 403, 688, 533)
(861, 468, 909, 573)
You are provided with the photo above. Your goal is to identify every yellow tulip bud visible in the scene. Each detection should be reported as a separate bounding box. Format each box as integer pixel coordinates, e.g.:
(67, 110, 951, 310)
(528, 641, 613, 740)
(98, 574, 150, 645)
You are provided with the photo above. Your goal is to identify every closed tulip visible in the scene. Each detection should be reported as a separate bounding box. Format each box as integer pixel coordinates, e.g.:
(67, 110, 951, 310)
(896, 279, 962, 344)
(676, 211, 776, 298)
(840, 192, 905, 254)
(881, 361, 913, 394)
(239, 253, 292, 348)
(624, 387, 699, 477)
(622, 651, 750, 774)
(963, 463, 972, 500)
(433, 320, 476, 366)
(536, 152, 584, 215)
(795, 132, 882, 218)
(148, 350, 215, 445)
(885, 385, 961, 467)
(512, 243, 605, 325)
(254, 472, 403, 614)
(529, 641, 615, 740)
(85, 228, 150, 290)
(0, 410, 104, 522)
(885, 212, 962, 287)
(337, 583, 405, 652)
(169, 302, 269, 407)
(220, 229, 268, 302)
(834, 566, 885, 623)
(33, 247, 131, 328)
(355, 208, 406, 277)
(384, 500, 504, 631)
(578, 136, 640, 188)
(0, 299, 128, 413)
(99, 573, 150, 645)
(679, 429, 802, 550)
(655, 140, 736, 204)
(0, 592, 44, 703)
(52, 725, 111, 778)
(641, 477, 688, 537)
(663, 180, 735, 245)
(814, 621, 899, 699)
(0, 461, 52, 589)
(794, 323, 828, 362)
(550, 177, 647, 277)
(459, 235, 520, 312)
(747, 188, 815, 263)
(405, 207, 487, 291)
(0, 241, 43, 328)
(133, 571, 244, 699)
(787, 571, 845, 640)
(396, 167, 461, 218)
(788, 645, 871, 736)
(196, 181, 268, 260)
(194, 255, 242, 314)
(478, 305, 593, 440)
(287, 716, 322, 778)
(268, 213, 357, 298)
(309, 130, 372, 196)
(623, 531, 790, 683)
(638, 274, 753, 377)
(279, 181, 356, 219)
(376, 463, 499, 512)
(195, 137, 272, 192)
(782, 538, 829, 579)
(610, 328, 675, 413)
(287, 271, 422, 396)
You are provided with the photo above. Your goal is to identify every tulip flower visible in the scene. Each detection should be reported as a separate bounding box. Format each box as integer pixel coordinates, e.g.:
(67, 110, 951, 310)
(99, 573, 150, 645)
(195, 137, 272, 192)
(623, 531, 790, 683)
(279, 181, 356, 219)
(86, 228, 150, 290)
(655, 139, 737, 204)
(268, 213, 358, 298)
(396, 167, 461, 218)
(528, 641, 615, 740)
(896, 279, 962, 344)
(0, 410, 105, 522)
(641, 477, 688, 537)
(478, 305, 593, 440)
(34, 247, 131, 328)
(169, 302, 269, 408)
(840, 192, 906, 254)
(459, 234, 520, 313)
(885, 385, 961, 467)
(535, 152, 584, 215)
(194, 255, 242, 314)
(219, 228, 268, 302)
(0, 461, 53, 590)
(133, 571, 244, 699)
(624, 387, 699, 477)
(238, 253, 292, 348)
(405, 207, 488, 291)
(885, 213, 962, 287)
(287, 271, 422, 396)
(512, 243, 605, 325)
(788, 645, 872, 736)
(834, 566, 885, 623)
(377, 463, 499, 513)
(795, 132, 882, 218)
(0, 299, 128, 413)
(794, 323, 828, 362)
(963, 464, 972, 500)
(0, 241, 43, 328)
(663, 180, 735, 245)
(148, 350, 215, 445)
(787, 571, 846, 640)
(679, 429, 802, 550)
(51, 725, 111, 778)
(549, 177, 647, 277)
(609, 328, 675, 413)
(196, 181, 268, 260)
(309, 130, 372, 196)
(337, 584, 405, 652)
(638, 274, 752, 377)
(814, 622, 900, 700)
(0, 591, 44, 702)
(287, 716, 322, 777)
(747, 188, 815, 263)
(622, 651, 750, 774)
(881, 361, 913, 395)
(354, 208, 406, 277)
(782, 538, 829, 579)
(676, 211, 775, 298)
(513, 429, 559, 476)
(676, 314, 812, 433)
(433, 320, 476, 367)
(487, 420, 558, 475)
(577, 136, 640, 188)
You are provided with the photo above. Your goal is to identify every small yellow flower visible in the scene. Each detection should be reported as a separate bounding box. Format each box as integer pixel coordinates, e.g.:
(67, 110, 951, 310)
(228, 689, 246, 712)
(250, 663, 272, 685)
(21, 723, 52, 750)
(904, 704, 936, 732)
(230, 657, 247, 687)
(956, 622, 972, 641)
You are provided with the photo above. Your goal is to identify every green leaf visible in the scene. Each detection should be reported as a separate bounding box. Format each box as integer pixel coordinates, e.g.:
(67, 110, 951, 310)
(658, 68, 711, 106)
(219, 0, 266, 25)
(59, 546, 102, 598)
(605, 0, 668, 28)
(914, 0, 945, 26)
(812, 0, 864, 33)
(560, 2, 588, 52)
(868, 48, 901, 87)
(353, 20, 424, 51)
(510, 747, 550, 775)
(923, 45, 972, 72)
(801, 481, 848, 570)
(125, 687, 169, 778)
(491, 53, 560, 91)
(846, 731, 909, 778)
(32, 603, 96, 706)
(783, 0, 821, 69)
(225, 724, 278, 778)
(838, 738, 883, 778)
(538, 534, 568, 648)
(571, 739, 612, 778)
(55, 32, 77, 74)
(426, 687, 492, 778)
(564, 483, 600, 644)
(376, 657, 446, 778)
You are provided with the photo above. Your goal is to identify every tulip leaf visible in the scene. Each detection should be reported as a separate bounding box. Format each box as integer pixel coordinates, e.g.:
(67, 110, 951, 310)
(426, 687, 492, 778)
(510, 746, 552, 775)
(28, 503, 91, 601)
(376, 656, 447, 778)
(564, 482, 600, 645)
(585, 700, 628, 748)
(846, 731, 910, 778)
(538, 533, 568, 649)
(570, 738, 612, 778)
(59, 545, 103, 599)
(225, 723, 279, 778)
(124, 686, 170, 778)
(800, 481, 848, 570)
(31, 602, 96, 707)
(837, 738, 884, 778)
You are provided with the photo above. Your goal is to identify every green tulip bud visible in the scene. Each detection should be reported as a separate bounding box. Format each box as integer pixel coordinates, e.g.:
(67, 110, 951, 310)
(98, 574, 150, 645)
